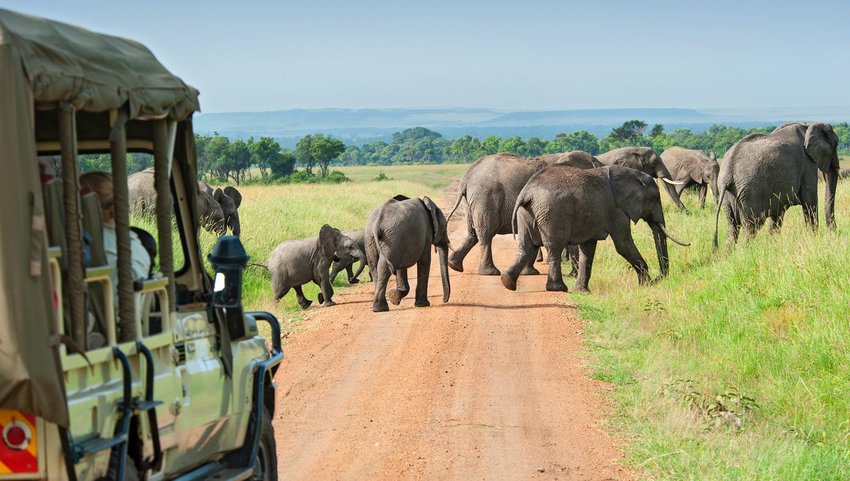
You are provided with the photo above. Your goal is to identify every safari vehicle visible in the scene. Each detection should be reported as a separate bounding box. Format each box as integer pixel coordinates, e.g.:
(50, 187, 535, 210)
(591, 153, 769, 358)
(0, 9, 282, 480)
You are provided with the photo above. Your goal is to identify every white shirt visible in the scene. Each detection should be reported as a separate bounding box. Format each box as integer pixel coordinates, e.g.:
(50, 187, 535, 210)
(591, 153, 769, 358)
(103, 225, 152, 283)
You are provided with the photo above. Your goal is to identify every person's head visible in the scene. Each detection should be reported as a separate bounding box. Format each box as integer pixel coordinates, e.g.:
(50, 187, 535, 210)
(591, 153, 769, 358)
(79, 171, 115, 226)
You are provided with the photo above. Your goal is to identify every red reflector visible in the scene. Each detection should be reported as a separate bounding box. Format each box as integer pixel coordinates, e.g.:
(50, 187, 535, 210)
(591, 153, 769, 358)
(5, 427, 26, 448)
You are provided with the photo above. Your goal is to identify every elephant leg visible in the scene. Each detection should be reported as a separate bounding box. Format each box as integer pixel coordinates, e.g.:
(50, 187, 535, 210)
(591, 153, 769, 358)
(273, 286, 290, 304)
(522, 246, 541, 275)
(724, 201, 740, 245)
(316, 277, 335, 307)
(293, 285, 313, 309)
(448, 227, 477, 272)
(611, 232, 650, 285)
(800, 187, 818, 231)
(345, 263, 359, 284)
(388, 268, 409, 305)
(500, 229, 536, 291)
(566, 246, 579, 277)
(414, 250, 432, 307)
(698, 184, 708, 209)
(476, 231, 500, 276)
(372, 258, 392, 312)
(351, 259, 367, 283)
(545, 242, 568, 292)
(769, 213, 785, 234)
(329, 262, 342, 283)
(574, 241, 597, 293)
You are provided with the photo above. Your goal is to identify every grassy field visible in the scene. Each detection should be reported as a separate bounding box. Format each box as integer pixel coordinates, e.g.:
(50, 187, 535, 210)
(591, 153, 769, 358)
(577, 183, 850, 479)
(201, 162, 848, 479)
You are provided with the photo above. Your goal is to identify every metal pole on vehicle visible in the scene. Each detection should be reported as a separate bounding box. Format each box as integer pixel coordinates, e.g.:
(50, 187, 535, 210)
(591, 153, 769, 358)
(58, 102, 87, 349)
(110, 107, 136, 341)
(153, 119, 176, 307)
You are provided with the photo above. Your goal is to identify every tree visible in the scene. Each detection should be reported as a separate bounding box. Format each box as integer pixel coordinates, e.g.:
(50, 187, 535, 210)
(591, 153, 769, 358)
(310, 134, 346, 177)
(546, 131, 600, 154)
(521, 137, 547, 157)
(604, 119, 649, 150)
(250, 136, 283, 180)
(481, 136, 502, 155)
(447, 135, 482, 163)
(205, 135, 231, 180)
(269, 150, 296, 178)
(650, 124, 665, 138)
(498, 136, 525, 155)
(295, 134, 316, 175)
(225, 139, 252, 185)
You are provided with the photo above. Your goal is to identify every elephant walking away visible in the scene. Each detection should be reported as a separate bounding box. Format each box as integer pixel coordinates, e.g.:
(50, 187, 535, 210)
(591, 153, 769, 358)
(447, 150, 601, 276)
(502, 165, 690, 293)
(660, 147, 719, 209)
(714, 122, 839, 246)
(268, 225, 363, 308)
(365, 195, 451, 312)
(597, 147, 688, 211)
(330, 229, 368, 284)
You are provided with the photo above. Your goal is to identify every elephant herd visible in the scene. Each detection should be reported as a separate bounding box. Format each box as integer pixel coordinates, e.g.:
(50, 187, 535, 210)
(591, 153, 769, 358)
(132, 122, 842, 313)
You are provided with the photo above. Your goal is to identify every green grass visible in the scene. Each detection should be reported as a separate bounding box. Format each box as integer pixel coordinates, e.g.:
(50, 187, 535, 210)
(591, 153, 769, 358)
(576, 183, 850, 479)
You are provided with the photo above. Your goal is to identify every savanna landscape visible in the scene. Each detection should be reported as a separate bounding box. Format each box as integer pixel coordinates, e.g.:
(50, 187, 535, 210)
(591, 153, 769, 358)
(184, 153, 848, 479)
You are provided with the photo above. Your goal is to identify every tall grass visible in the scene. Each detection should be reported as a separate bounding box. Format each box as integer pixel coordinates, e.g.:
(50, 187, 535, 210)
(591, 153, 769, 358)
(577, 183, 850, 479)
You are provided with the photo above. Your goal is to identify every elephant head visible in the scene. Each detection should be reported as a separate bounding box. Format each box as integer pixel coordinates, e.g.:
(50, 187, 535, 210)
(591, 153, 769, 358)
(554, 150, 603, 169)
(608, 167, 690, 279)
(803, 123, 840, 228)
(600, 147, 688, 211)
(213, 186, 242, 236)
(422, 196, 451, 303)
(320, 224, 363, 265)
(700, 152, 720, 206)
(197, 187, 226, 235)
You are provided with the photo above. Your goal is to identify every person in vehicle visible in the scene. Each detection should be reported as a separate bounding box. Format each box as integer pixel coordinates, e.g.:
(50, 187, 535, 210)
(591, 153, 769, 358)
(79, 172, 152, 282)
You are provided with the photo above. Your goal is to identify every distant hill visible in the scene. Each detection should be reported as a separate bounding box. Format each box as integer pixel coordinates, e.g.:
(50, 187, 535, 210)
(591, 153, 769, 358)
(194, 107, 850, 148)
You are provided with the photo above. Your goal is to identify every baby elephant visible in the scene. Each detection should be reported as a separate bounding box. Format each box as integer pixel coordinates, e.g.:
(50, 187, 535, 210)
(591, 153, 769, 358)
(330, 230, 368, 284)
(365, 195, 451, 312)
(268, 225, 363, 308)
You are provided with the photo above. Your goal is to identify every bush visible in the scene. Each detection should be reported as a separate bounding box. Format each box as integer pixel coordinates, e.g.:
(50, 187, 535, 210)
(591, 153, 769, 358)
(268, 169, 350, 185)
(373, 172, 391, 181)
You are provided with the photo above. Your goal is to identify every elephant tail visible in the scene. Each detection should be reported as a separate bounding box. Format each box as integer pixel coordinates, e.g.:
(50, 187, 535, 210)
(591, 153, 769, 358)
(248, 262, 269, 272)
(512, 189, 530, 240)
(372, 228, 395, 273)
(713, 184, 727, 250)
(446, 182, 466, 222)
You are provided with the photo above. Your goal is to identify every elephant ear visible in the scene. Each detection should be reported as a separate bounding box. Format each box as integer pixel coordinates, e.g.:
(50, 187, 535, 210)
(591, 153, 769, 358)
(392, 194, 410, 201)
(804, 124, 839, 171)
(422, 196, 443, 241)
(224, 186, 242, 209)
(691, 159, 705, 184)
(318, 224, 338, 261)
(213, 187, 224, 203)
(709, 152, 717, 163)
(609, 168, 648, 224)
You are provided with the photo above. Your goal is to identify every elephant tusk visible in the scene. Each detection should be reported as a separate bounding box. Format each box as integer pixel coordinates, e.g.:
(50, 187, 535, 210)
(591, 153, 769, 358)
(661, 177, 687, 185)
(660, 224, 690, 246)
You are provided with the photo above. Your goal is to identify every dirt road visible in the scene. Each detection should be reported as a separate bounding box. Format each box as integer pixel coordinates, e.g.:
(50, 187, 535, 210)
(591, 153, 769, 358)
(273, 194, 631, 480)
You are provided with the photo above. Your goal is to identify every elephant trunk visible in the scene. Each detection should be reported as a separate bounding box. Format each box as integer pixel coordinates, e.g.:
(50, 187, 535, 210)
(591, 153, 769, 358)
(650, 223, 670, 278)
(438, 245, 451, 303)
(824, 165, 838, 230)
(656, 164, 688, 212)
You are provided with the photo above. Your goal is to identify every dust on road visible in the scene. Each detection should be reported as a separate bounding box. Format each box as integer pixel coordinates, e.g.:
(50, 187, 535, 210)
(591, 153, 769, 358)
(273, 192, 632, 481)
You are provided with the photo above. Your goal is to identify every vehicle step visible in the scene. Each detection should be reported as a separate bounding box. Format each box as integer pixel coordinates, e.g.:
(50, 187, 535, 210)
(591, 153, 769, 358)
(76, 433, 128, 455)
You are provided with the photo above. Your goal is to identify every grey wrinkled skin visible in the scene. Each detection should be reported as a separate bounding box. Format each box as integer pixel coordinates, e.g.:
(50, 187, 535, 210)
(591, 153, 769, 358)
(198, 180, 242, 236)
(714, 122, 840, 247)
(268, 225, 363, 308)
(597, 146, 688, 212)
(446, 151, 602, 276)
(661, 147, 720, 209)
(330, 229, 368, 284)
(365, 195, 451, 312)
(502, 165, 689, 294)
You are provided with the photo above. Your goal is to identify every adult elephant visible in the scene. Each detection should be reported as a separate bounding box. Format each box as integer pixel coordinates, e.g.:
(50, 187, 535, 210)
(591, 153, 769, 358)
(597, 147, 688, 211)
(661, 147, 719, 209)
(268, 225, 362, 308)
(365, 195, 451, 312)
(127, 168, 242, 236)
(501, 165, 690, 293)
(198, 180, 243, 236)
(714, 122, 839, 246)
(447, 151, 601, 275)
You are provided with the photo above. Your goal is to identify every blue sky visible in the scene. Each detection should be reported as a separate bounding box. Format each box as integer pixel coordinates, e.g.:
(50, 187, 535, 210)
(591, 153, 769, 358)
(4, 0, 849, 113)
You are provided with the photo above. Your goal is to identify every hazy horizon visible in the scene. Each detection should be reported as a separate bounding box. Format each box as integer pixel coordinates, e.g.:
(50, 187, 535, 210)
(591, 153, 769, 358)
(5, 1, 850, 113)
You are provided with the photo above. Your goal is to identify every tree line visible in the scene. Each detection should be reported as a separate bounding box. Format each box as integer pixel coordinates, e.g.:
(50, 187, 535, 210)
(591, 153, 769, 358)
(82, 121, 849, 183)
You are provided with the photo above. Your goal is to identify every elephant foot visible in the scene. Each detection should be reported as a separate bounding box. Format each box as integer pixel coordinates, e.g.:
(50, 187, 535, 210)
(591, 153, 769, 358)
(500, 273, 517, 291)
(572, 285, 591, 294)
(348, 278, 360, 284)
(298, 299, 313, 310)
(478, 265, 501, 276)
(387, 289, 403, 305)
(372, 301, 389, 313)
(546, 280, 568, 292)
(521, 266, 540, 276)
(317, 293, 324, 304)
(448, 257, 464, 273)
(322, 300, 336, 307)
(414, 298, 430, 308)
